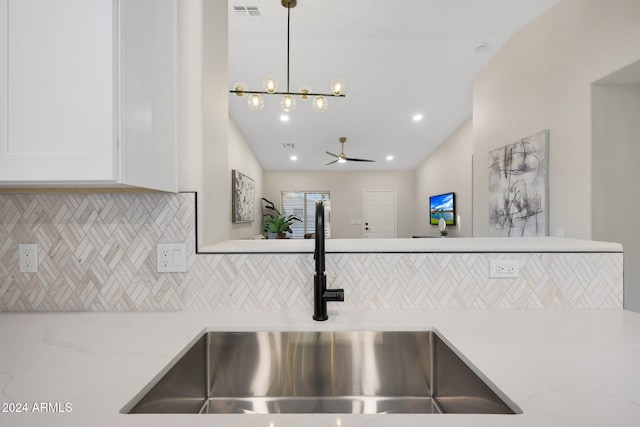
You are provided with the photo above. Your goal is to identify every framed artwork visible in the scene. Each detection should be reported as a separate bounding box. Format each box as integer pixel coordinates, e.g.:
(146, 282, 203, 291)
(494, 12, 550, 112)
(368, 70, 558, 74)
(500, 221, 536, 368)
(232, 170, 255, 223)
(489, 129, 549, 237)
(429, 192, 455, 226)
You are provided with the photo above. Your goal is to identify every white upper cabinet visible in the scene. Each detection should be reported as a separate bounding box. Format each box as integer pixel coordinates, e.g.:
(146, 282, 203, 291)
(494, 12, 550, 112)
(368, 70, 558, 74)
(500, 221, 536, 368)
(119, 0, 177, 191)
(0, 0, 116, 182)
(0, 0, 177, 191)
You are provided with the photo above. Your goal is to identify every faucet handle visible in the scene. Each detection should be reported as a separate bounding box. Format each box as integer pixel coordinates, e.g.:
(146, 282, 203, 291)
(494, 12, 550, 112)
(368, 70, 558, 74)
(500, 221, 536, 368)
(323, 288, 344, 302)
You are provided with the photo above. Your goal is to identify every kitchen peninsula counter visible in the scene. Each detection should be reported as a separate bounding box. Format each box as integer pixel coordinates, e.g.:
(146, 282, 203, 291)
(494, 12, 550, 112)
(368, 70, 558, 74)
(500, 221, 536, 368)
(1, 309, 639, 426)
(203, 237, 623, 253)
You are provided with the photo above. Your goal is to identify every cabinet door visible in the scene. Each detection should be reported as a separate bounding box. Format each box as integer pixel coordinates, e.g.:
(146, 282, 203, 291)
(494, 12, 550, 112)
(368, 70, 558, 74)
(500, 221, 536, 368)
(0, 0, 116, 182)
(119, 0, 177, 192)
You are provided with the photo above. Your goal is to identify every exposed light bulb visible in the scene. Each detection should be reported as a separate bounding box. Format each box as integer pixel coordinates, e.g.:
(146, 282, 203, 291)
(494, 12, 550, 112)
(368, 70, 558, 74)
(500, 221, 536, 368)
(312, 96, 328, 112)
(386, 155, 394, 161)
(247, 94, 264, 111)
(280, 95, 296, 112)
(338, 157, 346, 164)
(331, 78, 346, 96)
(280, 115, 289, 122)
(262, 75, 278, 93)
(232, 82, 247, 98)
(290, 155, 298, 161)
(413, 114, 423, 122)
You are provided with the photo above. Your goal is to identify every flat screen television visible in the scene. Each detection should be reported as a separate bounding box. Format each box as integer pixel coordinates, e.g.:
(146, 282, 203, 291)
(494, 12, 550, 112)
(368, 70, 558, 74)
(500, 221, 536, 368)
(430, 192, 455, 226)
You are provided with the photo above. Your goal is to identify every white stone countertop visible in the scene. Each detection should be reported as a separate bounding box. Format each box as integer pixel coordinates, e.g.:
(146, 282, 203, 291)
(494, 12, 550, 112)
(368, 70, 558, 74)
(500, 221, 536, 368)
(203, 237, 623, 253)
(1, 309, 639, 426)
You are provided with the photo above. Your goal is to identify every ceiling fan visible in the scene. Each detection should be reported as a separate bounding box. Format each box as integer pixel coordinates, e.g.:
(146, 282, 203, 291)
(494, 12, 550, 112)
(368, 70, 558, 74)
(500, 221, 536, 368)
(326, 137, 375, 165)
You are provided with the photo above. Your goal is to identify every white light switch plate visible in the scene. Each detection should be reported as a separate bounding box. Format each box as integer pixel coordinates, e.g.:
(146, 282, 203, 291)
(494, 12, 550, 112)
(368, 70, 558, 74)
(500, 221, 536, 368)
(157, 243, 187, 273)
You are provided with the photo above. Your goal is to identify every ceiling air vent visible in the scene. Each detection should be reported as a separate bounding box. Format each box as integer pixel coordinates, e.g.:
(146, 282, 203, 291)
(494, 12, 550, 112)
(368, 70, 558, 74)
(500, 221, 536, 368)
(246, 6, 261, 17)
(282, 143, 295, 149)
(233, 6, 261, 19)
(233, 6, 247, 17)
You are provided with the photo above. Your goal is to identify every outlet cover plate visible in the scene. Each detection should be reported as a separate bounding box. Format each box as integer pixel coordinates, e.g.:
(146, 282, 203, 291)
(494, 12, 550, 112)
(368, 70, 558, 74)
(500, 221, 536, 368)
(19, 244, 38, 273)
(157, 243, 187, 273)
(489, 259, 520, 278)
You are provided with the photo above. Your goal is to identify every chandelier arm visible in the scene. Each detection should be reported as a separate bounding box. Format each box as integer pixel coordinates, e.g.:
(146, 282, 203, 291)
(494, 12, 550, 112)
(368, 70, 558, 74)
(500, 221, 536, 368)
(230, 90, 345, 97)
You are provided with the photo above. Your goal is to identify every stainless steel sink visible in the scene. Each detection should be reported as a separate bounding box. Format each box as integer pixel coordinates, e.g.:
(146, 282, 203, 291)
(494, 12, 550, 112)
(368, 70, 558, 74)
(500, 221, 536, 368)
(123, 330, 520, 415)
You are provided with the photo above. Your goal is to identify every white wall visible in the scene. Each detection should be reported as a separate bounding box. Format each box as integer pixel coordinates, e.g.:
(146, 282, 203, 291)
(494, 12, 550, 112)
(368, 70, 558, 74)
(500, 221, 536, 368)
(228, 118, 264, 239)
(414, 118, 473, 237)
(592, 68, 640, 311)
(201, 0, 229, 246)
(472, 0, 640, 238)
(263, 170, 416, 239)
(177, 2, 203, 194)
(177, 0, 230, 247)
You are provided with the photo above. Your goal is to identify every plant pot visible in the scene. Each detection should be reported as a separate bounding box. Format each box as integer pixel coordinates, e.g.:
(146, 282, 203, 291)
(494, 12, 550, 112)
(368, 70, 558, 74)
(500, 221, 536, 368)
(276, 232, 287, 239)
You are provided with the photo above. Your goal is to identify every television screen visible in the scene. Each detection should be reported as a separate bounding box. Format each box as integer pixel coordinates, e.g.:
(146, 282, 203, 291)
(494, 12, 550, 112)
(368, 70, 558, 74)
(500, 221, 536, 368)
(430, 192, 455, 226)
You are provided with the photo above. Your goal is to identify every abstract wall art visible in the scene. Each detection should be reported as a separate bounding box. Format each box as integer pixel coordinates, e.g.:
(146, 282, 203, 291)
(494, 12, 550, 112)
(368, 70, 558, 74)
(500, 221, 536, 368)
(232, 170, 255, 223)
(489, 129, 549, 237)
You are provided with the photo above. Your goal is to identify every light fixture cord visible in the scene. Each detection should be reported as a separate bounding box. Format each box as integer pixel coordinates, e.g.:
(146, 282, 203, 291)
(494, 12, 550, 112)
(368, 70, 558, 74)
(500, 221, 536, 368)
(286, 3, 291, 93)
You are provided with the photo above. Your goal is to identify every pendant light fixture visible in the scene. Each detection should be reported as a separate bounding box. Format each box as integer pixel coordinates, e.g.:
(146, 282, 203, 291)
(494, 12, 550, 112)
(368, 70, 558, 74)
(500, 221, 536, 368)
(231, 0, 346, 112)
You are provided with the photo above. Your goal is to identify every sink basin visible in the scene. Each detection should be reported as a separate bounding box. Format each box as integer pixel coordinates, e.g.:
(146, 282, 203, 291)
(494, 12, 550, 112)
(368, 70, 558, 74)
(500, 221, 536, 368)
(123, 330, 520, 415)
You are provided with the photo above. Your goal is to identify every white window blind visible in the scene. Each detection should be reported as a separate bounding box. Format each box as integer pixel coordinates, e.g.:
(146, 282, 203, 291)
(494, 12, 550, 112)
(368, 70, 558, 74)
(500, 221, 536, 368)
(281, 192, 331, 239)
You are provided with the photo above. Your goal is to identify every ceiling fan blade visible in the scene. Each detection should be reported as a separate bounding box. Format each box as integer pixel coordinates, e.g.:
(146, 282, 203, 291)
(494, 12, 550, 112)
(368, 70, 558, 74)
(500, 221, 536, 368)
(325, 159, 338, 165)
(345, 157, 376, 162)
(326, 151, 340, 158)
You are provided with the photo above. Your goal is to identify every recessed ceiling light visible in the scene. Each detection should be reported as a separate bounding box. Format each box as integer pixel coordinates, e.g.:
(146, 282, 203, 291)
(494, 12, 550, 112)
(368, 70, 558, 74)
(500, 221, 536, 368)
(412, 114, 423, 122)
(386, 155, 394, 161)
(280, 115, 290, 122)
(290, 155, 298, 161)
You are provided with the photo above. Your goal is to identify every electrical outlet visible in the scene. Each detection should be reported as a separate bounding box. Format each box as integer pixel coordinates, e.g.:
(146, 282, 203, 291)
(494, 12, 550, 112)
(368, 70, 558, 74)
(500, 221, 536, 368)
(489, 259, 520, 278)
(19, 244, 38, 273)
(157, 243, 187, 273)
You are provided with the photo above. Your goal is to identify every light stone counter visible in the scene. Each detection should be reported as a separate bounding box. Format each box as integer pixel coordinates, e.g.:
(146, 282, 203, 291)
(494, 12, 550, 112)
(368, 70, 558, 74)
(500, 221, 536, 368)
(203, 237, 623, 253)
(1, 309, 639, 426)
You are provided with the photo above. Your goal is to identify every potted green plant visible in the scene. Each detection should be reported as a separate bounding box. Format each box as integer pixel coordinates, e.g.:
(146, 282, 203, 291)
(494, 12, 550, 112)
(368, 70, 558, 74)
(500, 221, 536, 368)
(262, 198, 301, 239)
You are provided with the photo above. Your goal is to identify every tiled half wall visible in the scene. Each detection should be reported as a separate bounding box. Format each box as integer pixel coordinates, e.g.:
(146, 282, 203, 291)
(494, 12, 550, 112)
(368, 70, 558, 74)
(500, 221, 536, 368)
(0, 193, 623, 311)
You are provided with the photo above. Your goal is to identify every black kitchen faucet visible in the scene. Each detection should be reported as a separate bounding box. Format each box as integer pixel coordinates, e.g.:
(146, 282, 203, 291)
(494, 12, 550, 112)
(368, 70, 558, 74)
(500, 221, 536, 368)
(312, 200, 344, 321)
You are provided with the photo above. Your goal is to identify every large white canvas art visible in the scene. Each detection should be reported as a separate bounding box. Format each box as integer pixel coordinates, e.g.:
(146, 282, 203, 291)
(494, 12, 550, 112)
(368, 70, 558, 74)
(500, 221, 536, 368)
(489, 129, 549, 237)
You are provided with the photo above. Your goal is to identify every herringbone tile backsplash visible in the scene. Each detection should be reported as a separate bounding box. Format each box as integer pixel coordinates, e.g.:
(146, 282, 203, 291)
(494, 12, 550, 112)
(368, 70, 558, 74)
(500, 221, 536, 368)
(0, 193, 623, 311)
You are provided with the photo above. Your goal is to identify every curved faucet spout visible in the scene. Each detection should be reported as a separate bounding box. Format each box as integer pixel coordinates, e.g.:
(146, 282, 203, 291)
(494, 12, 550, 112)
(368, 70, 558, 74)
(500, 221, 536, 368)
(313, 200, 344, 321)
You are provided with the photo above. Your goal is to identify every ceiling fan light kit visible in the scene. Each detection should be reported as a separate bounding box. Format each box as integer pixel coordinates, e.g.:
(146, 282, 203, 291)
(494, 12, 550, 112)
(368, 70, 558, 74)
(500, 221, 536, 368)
(230, 0, 346, 112)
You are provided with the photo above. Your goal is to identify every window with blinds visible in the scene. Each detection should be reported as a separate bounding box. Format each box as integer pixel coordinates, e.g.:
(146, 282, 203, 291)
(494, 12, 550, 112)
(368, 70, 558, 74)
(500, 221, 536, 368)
(281, 191, 331, 239)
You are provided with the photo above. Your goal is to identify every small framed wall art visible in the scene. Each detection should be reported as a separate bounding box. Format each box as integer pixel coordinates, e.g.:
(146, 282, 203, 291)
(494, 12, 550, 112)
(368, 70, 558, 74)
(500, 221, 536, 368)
(232, 170, 255, 223)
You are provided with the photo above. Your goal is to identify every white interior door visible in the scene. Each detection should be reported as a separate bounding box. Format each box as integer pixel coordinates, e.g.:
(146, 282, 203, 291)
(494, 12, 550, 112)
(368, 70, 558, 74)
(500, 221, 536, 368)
(363, 190, 396, 238)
